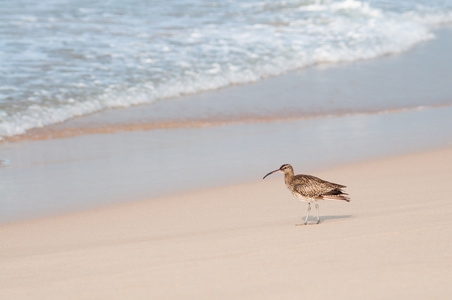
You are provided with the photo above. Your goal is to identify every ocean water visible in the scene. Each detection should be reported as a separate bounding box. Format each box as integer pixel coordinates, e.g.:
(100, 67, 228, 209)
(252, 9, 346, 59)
(1, 0, 452, 139)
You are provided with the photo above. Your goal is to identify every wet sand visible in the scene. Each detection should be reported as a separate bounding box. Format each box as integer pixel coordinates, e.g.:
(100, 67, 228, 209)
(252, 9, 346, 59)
(1, 104, 451, 224)
(1, 147, 452, 299)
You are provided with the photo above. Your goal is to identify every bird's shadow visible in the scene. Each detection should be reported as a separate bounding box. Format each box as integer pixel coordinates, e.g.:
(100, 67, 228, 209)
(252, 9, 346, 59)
(323, 214, 353, 220)
(304, 215, 353, 222)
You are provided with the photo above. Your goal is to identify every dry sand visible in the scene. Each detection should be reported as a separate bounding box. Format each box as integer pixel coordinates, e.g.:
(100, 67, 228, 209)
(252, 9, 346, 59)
(1, 147, 452, 299)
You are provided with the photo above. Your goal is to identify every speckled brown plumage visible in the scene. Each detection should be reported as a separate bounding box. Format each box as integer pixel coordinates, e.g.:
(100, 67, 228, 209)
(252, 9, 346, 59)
(263, 164, 350, 225)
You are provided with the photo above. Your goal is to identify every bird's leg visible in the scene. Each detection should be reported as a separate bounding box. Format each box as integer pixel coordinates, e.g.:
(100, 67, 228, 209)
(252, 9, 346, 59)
(315, 202, 321, 224)
(304, 203, 311, 225)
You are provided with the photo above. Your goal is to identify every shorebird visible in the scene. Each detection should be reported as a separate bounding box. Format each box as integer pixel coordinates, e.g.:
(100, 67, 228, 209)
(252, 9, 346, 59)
(263, 164, 350, 225)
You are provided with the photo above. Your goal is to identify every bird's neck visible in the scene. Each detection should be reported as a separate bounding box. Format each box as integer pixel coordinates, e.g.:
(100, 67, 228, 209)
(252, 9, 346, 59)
(284, 170, 294, 185)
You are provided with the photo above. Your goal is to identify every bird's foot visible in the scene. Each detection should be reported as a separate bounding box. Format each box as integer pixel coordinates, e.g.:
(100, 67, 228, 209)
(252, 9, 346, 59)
(295, 220, 309, 226)
(295, 220, 322, 226)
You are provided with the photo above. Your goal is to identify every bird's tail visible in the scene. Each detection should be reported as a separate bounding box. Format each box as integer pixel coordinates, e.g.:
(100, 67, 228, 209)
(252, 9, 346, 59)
(321, 194, 351, 202)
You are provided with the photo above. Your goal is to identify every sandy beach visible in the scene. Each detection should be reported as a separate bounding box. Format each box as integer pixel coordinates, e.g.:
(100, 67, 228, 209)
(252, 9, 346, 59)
(1, 147, 452, 299)
(2, 2, 452, 299)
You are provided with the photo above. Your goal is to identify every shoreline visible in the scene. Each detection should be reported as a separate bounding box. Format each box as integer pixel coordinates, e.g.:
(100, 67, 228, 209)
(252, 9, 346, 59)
(1, 104, 452, 224)
(3, 103, 449, 143)
(1, 147, 451, 299)
(1, 26, 451, 224)
(3, 26, 452, 143)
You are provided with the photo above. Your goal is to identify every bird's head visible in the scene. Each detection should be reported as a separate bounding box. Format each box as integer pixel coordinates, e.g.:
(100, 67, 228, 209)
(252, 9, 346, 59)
(263, 164, 293, 179)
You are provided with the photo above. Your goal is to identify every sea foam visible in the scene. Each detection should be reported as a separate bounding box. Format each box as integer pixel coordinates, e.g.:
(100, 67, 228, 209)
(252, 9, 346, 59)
(1, 0, 452, 139)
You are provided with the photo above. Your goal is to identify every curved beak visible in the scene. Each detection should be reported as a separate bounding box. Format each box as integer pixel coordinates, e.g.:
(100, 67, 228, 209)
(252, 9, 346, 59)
(263, 169, 281, 179)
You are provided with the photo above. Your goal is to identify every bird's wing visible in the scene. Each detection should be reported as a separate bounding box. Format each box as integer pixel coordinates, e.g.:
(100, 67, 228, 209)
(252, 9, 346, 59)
(293, 175, 345, 197)
(293, 183, 322, 198)
(304, 174, 346, 189)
